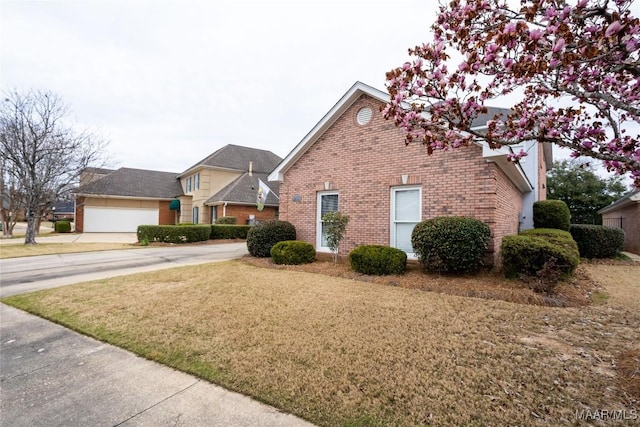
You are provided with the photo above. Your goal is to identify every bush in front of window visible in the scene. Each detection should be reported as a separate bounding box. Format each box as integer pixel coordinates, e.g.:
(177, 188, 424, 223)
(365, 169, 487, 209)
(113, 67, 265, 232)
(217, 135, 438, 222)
(137, 225, 211, 243)
(349, 245, 407, 275)
(54, 220, 72, 233)
(569, 224, 625, 258)
(215, 216, 237, 225)
(411, 216, 491, 274)
(270, 240, 316, 265)
(246, 220, 296, 257)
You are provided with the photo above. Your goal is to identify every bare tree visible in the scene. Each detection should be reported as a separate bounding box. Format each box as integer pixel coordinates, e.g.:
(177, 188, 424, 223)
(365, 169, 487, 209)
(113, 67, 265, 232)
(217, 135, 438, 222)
(0, 158, 23, 237)
(0, 90, 108, 244)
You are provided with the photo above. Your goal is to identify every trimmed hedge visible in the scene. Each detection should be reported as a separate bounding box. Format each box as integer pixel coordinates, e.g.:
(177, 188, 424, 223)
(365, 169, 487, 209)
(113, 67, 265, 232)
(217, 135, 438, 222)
(216, 216, 237, 225)
(271, 240, 316, 265)
(349, 245, 407, 275)
(501, 229, 580, 292)
(54, 221, 71, 233)
(246, 220, 296, 257)
(210, 224, 250, 240)
(137, 225, 211, 243)
(411, 216, 491, 273)
(570, 224, 625, 258)
(533, 200, 571, 231)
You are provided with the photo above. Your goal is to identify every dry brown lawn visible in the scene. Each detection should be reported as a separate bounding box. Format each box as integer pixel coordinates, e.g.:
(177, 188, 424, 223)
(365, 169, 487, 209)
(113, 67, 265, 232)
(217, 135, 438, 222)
(2, 258, 638, 426)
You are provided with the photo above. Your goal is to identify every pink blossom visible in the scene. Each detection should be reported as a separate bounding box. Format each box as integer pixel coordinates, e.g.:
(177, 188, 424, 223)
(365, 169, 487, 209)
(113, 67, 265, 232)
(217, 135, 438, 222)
(605, 21, 622, 37)
(529, 29, 544, 41)
(552, 38, 566, 53)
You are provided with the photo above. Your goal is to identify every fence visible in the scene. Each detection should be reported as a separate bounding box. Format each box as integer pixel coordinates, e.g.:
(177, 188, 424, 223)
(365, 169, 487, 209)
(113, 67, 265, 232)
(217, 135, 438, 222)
(603, 217, 625, 229)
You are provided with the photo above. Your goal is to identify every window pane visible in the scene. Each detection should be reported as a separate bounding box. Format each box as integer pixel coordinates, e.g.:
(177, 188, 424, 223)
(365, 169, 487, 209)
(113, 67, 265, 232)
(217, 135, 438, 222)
(395, 189, 419, 221)
(395, 223, 416, 252)
(321, 194, 339, 216)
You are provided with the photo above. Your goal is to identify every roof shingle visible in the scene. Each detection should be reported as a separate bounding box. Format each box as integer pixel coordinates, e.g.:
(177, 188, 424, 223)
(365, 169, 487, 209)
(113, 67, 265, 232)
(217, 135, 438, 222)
(74, 168, 183, 199)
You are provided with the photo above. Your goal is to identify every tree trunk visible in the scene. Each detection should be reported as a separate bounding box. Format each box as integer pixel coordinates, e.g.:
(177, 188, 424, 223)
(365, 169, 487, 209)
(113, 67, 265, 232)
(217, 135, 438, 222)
(24, 215, 37, 244)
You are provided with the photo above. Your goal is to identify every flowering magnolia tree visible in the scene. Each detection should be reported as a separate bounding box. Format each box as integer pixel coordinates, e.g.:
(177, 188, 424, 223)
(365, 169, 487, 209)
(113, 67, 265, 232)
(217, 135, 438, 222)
(383, 0, 640, 188)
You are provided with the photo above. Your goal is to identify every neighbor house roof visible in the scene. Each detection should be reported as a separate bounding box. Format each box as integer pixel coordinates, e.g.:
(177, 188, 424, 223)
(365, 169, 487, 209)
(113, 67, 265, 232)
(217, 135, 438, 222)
(598, 190, 640, 214)
(52, 200, 75, 214)
(205, 172, 279, 206)
(179, 144, 282, 177)
(268, 81, 534, 192)
(74, 168, 183, 200)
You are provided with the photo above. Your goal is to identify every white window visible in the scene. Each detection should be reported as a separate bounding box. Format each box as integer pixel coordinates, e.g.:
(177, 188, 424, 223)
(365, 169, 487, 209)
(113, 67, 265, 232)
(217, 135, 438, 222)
(192, 206, 199, 224)
(194, 173, 200, 190)
(391, 187, 421, 257)
(316, 192, 339, 252)
(186, 177, 192, 192)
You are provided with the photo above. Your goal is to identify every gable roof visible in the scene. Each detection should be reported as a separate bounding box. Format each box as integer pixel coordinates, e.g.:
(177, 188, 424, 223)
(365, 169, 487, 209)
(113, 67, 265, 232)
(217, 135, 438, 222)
(74, 167, 183, 200)
(598, 190, 640, 214)
(52, 200, 75, 214)
(268, 81, 534, 193)
(205, 172, 279, 206)
(180, 144, 282, 177)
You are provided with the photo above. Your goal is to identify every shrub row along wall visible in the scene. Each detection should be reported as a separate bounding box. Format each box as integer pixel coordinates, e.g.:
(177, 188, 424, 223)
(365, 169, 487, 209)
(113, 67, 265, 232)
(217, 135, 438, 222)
(137, 224, 251, 243)
(569, 224, 625, 258)
(137, 225, 211, 243)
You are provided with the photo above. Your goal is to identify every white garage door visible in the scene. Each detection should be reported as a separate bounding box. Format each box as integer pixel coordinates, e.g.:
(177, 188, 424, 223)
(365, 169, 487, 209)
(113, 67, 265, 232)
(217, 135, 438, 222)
(84, 207, 159, 232)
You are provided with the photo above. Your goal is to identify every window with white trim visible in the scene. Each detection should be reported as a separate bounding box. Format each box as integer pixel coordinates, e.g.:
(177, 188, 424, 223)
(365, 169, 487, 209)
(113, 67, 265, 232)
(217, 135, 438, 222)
(186, 177, 192, 192)
(192, 206, 199, 224)
(194, 173, 200, 190)
(391, 187, 421, 256)
(316, 192, 339, 251)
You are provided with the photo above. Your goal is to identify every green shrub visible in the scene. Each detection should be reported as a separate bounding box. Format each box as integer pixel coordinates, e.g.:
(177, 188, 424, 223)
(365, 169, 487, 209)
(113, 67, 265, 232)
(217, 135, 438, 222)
(570, 224, 625, 258)
(137, 225, 211, 243)
(533, 200, 571, 231)
(501, 231, 580, 292)
(411, 216, 491, 273)
(246, 220, 296, 257)
(54, 221, 71, 233)
(270, 240, 316, 265)
(349, 245, 407, 275)
(216, 216, 237, 225)
(210, 224, 250, 240)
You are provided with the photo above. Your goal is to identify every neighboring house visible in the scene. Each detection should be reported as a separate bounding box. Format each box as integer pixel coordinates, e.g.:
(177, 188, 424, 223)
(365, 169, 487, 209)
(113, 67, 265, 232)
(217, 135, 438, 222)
(73, 144, 281, 232)
(74, 168, 184, 232)
(268, 81, 551, 263)
(177, 144, 281, 225)
(50, 200, 75, 221)
(598, 190, 640, 254)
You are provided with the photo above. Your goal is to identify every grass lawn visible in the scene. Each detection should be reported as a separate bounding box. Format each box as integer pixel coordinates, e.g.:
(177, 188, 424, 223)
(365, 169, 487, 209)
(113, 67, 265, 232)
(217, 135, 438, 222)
(0, 243, 140, 259)
(2, 260, 639, 426)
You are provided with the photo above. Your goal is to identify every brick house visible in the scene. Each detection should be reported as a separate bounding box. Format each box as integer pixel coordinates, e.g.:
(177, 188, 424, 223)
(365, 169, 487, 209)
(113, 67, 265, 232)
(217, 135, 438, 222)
(598, 191, 640, 254)
(268, 82, 551, 263)
(74, 145, 281, 232)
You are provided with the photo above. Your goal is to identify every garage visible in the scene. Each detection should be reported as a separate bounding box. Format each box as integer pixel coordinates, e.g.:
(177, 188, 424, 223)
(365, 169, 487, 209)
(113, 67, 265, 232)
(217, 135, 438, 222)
(83, 207, 158, 232)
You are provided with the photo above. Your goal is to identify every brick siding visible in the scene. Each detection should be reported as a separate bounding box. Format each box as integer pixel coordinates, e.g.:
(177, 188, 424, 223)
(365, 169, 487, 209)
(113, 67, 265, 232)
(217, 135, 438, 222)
(278, 94, 526, 264)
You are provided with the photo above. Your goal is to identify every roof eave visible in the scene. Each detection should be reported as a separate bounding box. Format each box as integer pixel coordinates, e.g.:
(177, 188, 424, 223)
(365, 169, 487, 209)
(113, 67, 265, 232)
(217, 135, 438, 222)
(268, 81, 389, 182)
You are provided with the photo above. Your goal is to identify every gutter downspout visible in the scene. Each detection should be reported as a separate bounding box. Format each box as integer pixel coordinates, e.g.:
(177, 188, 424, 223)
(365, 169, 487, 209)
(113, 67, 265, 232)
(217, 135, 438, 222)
(223, 202, 227, 217)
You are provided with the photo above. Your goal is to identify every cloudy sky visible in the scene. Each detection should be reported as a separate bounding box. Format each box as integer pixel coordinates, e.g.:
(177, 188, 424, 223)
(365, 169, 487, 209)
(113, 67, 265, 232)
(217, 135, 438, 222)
(2, 0, 443, 173)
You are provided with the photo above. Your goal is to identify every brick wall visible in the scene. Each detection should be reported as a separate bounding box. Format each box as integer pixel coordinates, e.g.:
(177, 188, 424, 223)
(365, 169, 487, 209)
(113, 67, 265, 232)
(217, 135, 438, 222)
(278, 94, 526, 264)
(223, 204, 278, 225)
(75, 197, 85, 232)
(158, 201, 176, 225)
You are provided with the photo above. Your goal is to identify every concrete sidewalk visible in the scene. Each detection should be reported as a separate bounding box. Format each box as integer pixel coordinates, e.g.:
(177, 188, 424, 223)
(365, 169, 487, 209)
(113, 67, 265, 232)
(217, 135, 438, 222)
(0, 305, 314, 427)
